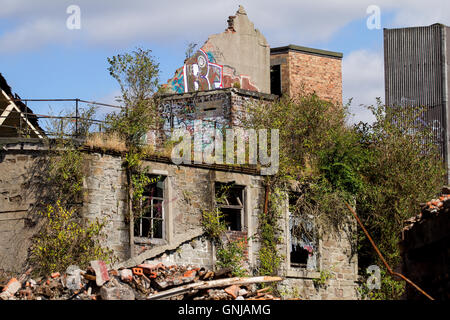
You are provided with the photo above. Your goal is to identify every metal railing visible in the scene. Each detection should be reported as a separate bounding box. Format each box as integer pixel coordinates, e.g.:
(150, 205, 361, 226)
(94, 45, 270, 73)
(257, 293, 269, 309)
(0, 96, 241, 140)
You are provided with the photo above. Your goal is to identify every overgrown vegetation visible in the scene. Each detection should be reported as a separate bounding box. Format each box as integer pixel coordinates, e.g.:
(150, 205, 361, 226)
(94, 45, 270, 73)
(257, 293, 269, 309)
(30, 107, 116, 275)
(30, 201, 114, 275)
(243, 93, 445, 299)
(202, 184, 248, 277)
(312, 269, 333, 287)
(257, 186, 283, 276)
(358, 268, 405, 300)
(104, 47, 164, 223)
(215, 239, 247, 277)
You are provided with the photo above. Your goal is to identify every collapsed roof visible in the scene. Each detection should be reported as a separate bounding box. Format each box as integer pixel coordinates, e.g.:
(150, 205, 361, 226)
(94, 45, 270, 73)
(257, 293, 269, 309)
(0, 73, 44, 138)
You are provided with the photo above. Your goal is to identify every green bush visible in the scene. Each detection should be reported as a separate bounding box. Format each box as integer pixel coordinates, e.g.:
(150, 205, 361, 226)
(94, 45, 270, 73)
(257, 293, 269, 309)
(30, 201, 115, 275)
(216, 239, 248, 277)
(201, 208, 227, 241)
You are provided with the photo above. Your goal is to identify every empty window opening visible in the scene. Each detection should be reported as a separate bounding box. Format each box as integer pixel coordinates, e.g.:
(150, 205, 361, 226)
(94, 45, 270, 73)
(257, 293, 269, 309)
(215, 182, 245, 231)
(290, 244, 309, 266)
(134, 175, 166, 239)
(270, 64, 281, 96)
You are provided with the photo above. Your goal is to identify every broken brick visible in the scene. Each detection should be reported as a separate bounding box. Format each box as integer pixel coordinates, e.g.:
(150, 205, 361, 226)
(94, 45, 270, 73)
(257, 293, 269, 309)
(132, 267, 144, 276)
(100, 283, 135, 300)
(2, 278, 21, 296)
(224, 285, 240, 299)
(120, 269, 133, 282)
(90, 260, 110, 287)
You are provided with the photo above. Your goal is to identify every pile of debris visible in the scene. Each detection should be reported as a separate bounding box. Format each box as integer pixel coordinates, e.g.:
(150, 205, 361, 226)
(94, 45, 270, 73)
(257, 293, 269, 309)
(0, 261, 282, 300)
(403, 187, 450, 232)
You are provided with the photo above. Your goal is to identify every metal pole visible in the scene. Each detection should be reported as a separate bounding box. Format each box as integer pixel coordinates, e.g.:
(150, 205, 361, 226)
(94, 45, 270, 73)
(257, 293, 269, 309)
(344, 202, 434, 300)
(75, 98, 79, 137)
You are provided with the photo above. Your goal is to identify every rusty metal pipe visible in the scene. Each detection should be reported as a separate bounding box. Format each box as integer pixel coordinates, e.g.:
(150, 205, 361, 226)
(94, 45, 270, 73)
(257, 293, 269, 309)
(344, 202, 434, 300)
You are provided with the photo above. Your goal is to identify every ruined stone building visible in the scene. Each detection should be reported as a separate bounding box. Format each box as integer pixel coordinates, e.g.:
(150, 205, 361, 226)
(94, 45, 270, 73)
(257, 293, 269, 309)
(401, 188, 450, 300)
(0, 6, 357, 299)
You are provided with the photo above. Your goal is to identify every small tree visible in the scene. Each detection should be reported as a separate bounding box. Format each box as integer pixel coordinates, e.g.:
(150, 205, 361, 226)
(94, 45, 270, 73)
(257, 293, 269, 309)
(106, 47, 162, 148)
(355, 101, 445, 279)
(105, 47, 164, 226)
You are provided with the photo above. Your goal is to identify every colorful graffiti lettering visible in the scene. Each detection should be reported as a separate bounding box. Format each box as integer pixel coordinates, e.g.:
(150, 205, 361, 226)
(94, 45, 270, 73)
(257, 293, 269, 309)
(170, 67, 185, 94)
(183, 49, 223, 92)
(165, 46, 260, 93)
(165, 49, 223, 93)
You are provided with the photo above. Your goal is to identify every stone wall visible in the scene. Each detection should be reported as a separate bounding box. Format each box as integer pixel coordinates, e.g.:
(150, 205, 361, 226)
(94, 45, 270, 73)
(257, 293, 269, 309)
(144, 236, 214, 269)
(0, 141, 358, 300)
(276, 230, 358, 300)
(82, 153, 129, 261)
(118, 161, 266, 270)
(270, 45, 343, 104)
(0, 143, 47, 273)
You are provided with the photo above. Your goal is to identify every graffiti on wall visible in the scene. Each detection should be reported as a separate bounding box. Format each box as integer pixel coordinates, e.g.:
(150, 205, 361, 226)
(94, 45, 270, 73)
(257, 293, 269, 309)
(166, 49, 223, 93)
(170, 67, 185, 94)
(184, 49, 223, 92)
(165, 45, 259, 93)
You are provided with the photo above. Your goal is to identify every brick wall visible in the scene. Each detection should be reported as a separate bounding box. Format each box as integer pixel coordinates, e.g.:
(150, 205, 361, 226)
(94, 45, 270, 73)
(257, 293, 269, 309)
(270, 48, 343, 105)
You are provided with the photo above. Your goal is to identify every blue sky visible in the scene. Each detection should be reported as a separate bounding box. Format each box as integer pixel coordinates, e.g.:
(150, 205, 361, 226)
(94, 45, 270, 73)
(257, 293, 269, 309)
(1, 0, 449, 123)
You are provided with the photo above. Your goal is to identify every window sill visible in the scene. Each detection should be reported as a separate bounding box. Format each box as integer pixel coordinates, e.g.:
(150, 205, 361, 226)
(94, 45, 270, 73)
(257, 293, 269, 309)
(286, 268, 320, 279)
(134, 237, 167, 246)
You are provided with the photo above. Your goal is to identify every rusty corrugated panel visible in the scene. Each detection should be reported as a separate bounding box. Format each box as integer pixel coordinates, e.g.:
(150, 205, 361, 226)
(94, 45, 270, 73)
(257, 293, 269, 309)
(384, 24, 448, 163)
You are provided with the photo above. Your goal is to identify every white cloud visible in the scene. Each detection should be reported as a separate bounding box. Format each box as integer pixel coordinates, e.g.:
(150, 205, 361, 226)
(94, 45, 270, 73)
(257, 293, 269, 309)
(343, 49, 384, 124)
(390, 1, 450, 27)
(0, 19, 67, 53)
(1, 0, 449, 124)
(1, 0, 449, 52)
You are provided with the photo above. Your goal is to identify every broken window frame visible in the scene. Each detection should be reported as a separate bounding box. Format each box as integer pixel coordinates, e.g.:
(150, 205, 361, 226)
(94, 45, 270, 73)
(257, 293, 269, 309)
(214, 182, 245, 232)
(287, 192, 318, 270)
(134, 174, 166, 244)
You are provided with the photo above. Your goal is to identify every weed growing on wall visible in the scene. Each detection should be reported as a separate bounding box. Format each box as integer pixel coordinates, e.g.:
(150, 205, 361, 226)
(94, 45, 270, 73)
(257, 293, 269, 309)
(216, 239, 247, 277)
(201, 184, 248, 276)
(257, 185, 283, 276)
(202, 208, 227, 241)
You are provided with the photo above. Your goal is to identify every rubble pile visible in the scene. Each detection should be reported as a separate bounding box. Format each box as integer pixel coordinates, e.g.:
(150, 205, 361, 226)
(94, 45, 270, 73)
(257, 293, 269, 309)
(403, 188, 450, 232)
(0, 261, 282, 300)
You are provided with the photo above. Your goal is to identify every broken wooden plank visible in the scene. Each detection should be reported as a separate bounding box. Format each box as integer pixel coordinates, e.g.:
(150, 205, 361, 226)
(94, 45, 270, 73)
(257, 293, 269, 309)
(147, 276, 283, 300)
(256, 287, 271, 293)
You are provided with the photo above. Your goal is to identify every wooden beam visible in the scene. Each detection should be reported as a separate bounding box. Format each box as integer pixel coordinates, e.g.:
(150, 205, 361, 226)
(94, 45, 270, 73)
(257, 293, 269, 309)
(0, 102, 15, 126)
(147, 276, 283, 300)
(0, 89, 43, 138)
